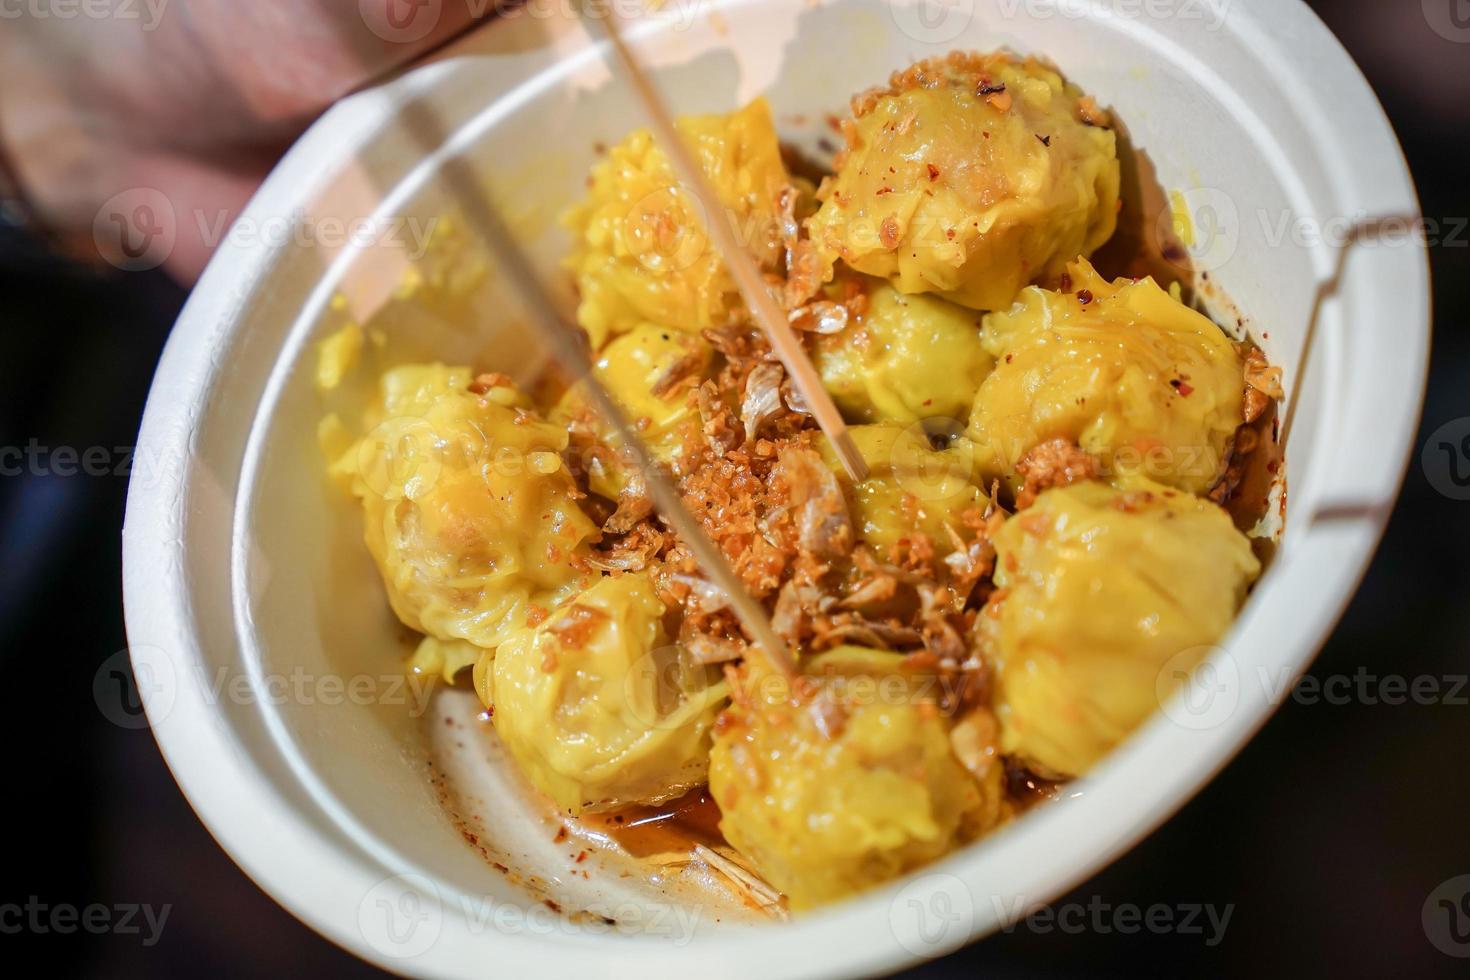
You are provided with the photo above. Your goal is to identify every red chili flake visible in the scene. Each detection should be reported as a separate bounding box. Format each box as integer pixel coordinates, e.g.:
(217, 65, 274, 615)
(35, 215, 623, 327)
(875, 186, 894, 196)
(575, 851, 589, 864)
(1077, 289, 1094, 305)
(553, 826, 569, 844)
(1170, 379, 1195, 397)
(927, 163, 940, 181)
(879, 215, 902, 249)
(977, 80, 1006, 96)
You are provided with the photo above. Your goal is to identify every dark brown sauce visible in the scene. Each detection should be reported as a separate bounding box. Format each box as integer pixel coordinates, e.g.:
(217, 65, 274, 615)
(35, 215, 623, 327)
(1227, 397, 1284, 569)
(582, 788, 727, 858)
(1005, 760, 1066, 810)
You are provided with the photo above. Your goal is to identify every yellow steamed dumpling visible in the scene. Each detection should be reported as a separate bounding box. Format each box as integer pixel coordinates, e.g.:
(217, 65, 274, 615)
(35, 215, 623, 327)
(819, 424, 987, 561)
(487, 574, 728, 814)
(981, 479, 1260, 778)
(554, 323, 713, 501)
(564, 98, 792, 349)
(813, 275, 993, 426)
(967, 257, 1245, 496)
(709, 647, 994, 910)
(329, 365, 599, 650)
(805, 52, 1119, 311)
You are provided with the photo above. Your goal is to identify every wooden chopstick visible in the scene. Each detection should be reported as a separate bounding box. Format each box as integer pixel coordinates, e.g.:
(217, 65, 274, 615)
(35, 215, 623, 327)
(321, 18, 799, 681)
(593, 11, 870, 483)
(445, 167, 799, 681)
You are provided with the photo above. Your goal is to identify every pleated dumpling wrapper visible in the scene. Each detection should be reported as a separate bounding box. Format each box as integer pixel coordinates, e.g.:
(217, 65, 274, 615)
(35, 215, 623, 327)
(967, 258, 1246, 497)
(564, 98, 793, 349)
(709, 647, 997, 910)
(486, 574, 729, 814)
(811, 274, 993, 426)
(329, 365, 599, 651)
(803, 52, 1119, 311)
(982, 479, 1260, 778)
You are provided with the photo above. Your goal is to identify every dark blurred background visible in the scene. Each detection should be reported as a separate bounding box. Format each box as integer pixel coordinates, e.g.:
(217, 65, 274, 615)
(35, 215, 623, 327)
(3, 1, 1467, 976)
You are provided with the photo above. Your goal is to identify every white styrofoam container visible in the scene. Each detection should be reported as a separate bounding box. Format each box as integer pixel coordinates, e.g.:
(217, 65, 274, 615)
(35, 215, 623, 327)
(122, 1, 1429, 976)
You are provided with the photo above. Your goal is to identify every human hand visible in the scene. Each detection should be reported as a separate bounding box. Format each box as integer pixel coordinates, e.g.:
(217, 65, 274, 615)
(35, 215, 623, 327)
(0, 0, 482, 282)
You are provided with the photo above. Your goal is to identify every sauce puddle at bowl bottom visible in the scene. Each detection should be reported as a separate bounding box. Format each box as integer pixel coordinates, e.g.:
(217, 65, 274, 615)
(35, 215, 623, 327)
(425, 686, 779, 929)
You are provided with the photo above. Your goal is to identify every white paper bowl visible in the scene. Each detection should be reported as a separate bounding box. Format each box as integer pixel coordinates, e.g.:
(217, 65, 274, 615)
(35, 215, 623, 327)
(123, 0, 1428, 975)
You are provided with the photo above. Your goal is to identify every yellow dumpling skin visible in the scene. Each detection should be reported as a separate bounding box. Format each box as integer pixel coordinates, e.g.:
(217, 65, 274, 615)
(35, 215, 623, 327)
(819, 425, 987, 560)
(564, 98, 791, 348)
(814, 276, 993, 425)
(489, 574, 728, 814)
(709, 648, 991, 910)
(330, 365, 599, 650)
(967, 258, 1245, 496)
(554, 323, 713, 500)
(806, 53, 1119, 311)
(982, 480, 1260, 778)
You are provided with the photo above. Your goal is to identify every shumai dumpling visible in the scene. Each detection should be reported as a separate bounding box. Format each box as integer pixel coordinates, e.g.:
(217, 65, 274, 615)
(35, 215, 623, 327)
(966, 258, 1245, 496)
(819, 424, 987, 563)
(805, 52, 1119, 311)
(709, 647, 994, 910)
(981, 480, 1260, 778)
(564, 98, 792, 349)
(330, 365, 599, 650)
(487, 574, 728, 813)
(554, 323, 713, 501)
(813, 275, 992, 426)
